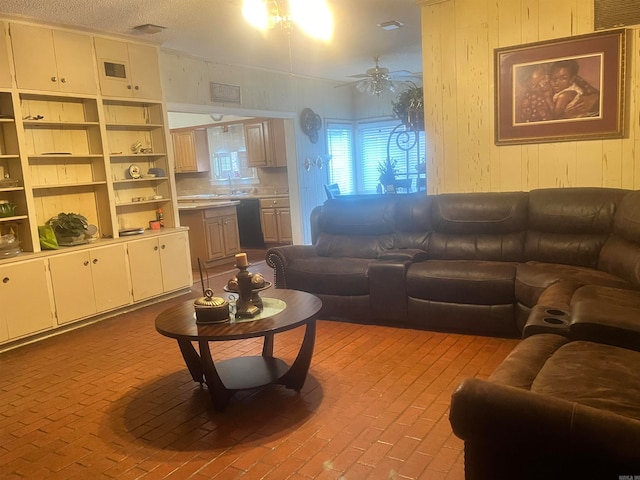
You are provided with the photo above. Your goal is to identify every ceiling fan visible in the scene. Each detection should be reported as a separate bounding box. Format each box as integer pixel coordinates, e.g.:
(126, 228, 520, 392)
(341, 56, 422, 96)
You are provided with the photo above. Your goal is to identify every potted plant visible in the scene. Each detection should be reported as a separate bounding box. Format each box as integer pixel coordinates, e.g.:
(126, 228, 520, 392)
(378, 158, 397, 193)
(46, 212, 89, 245)
(392, 82, 424, 131)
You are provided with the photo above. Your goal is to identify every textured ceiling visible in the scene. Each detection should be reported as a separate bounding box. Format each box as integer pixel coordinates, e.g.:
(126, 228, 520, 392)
(0, 0, 423, 84)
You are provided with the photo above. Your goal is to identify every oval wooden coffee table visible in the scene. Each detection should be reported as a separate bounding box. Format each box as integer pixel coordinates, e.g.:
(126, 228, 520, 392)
(155, 289, 322, 410)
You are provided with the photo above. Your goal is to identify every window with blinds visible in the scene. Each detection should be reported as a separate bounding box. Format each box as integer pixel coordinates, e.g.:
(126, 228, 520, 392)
(327, 122, 355, 194)
(358, 121, 426, 194)
(327, 120, 426, 195)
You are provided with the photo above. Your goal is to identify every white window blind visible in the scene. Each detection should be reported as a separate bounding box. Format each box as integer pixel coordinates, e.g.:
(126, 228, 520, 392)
(326, 122, 354, 194)
(358, 121, 426, 194)
(326, 119, 426, 195)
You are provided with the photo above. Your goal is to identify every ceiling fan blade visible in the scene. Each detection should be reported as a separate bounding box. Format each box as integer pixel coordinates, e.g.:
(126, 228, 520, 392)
(334, 80, 360, 88)
(347, 73, 370, 79)
(389, 71, 423, 80)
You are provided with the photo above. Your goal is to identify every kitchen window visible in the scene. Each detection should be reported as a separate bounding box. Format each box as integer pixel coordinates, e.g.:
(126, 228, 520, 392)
(207, 124, 258, 184)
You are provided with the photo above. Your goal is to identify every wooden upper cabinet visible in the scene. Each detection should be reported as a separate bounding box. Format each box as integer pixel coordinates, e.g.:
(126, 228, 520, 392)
(268, 118, 288, 167)
(172, 129, 210, 173)
(245, 119, 288, 168)
(245, 121, 268, 167)
(10, 23, 97, 94)
(94, 37, 162, 100)
(0, 22, 12, 88)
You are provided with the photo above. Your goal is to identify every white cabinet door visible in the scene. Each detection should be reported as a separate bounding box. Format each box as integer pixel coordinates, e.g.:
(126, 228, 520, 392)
(90, 244, 131, 313)
(94, 37, 162, 100)
(128, 236, 164, 302)
(159, 231, 192, 293)
(0, 22, 12, 88)
(0, 259, 55, 339)
(49, 251, 97, 324)
(10, 23, 96, 94)
(128, 232, 192, 301)
(49, 244, 131, 324)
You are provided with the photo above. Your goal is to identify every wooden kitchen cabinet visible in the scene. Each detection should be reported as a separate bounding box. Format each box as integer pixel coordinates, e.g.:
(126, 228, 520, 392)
(10, 23, 97, 94)
(0, 258, 55, 340)
(48, 244, 131, 324)
(127, 231, 192, 302)
(172, 129, 210, 173)
(260, 197, 292, 244)
(179, 205, 240, 268)
(94, 37, 162, 100)
(245, 119, 287, 167)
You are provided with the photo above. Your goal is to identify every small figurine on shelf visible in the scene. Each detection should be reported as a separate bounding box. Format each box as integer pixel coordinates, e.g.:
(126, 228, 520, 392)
(156, 208, 164, 227)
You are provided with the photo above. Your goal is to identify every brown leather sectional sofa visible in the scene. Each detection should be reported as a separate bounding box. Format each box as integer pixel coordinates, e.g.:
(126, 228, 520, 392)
(266, 187, 640, 476)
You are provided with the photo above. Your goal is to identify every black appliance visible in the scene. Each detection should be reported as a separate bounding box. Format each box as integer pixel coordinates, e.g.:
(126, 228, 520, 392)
(236, 198, 265, 248)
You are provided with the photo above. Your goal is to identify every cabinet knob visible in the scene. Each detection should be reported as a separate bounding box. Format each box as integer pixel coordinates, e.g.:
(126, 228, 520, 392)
(154, 245, 158, 251)
(134, 85, 140, 90)
(50, 76, 57, 82)
(84, 260, 90, 266)
(60, 77, 67, 84)
(127, 85, 133, 90)
(2, 277, 9, 284)
(161, 244, 166, 250)
(92, 258, 98, 264)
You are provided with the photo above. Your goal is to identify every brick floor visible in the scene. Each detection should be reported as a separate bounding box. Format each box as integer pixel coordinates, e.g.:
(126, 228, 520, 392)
(0, 261, 519, 479)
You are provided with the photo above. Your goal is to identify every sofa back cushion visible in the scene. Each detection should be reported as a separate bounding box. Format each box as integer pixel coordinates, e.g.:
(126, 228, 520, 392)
(525, 188, 626, 268)
(313, 196, 397, 258)
(428, 192, 528, 261)
(393, 194, 433, 250)
(599, 190, 640, 287)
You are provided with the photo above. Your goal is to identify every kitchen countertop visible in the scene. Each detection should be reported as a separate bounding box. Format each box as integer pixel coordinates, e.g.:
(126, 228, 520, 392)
(177, 193, 288, 202)
(177, 200, 240, 210)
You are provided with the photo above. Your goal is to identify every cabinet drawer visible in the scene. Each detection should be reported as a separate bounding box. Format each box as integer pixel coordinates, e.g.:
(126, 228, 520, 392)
(259, 197, 290, 209)
(204, 206, 237, 218)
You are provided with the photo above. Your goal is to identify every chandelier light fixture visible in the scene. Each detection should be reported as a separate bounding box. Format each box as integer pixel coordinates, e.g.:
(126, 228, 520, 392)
(242, 0, 333, 41)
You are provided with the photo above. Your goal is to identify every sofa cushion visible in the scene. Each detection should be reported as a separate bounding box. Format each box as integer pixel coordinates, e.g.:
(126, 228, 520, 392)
(598, 191, 640, 288)
(530, 340, 640, 421)
(315, 232, 393, 259)
(428, 192, 527, 261)
(525, 187, 626, 267)
(280, 257, 371, 296)
(515, 261, 630, 308)
(431, 191, 529, 234)
(407, 260, 517, 305)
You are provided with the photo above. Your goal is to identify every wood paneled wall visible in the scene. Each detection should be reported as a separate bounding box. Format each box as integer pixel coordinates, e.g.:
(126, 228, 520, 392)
(420, 0, 640, 193)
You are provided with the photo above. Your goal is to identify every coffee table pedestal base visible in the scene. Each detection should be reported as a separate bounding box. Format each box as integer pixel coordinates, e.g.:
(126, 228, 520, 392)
(177, 321, 315, 410)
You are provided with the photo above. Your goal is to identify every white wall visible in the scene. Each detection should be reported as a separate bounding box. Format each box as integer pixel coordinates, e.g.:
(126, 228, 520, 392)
(420, 0, 640, 193)
(160, 50, 355, 243)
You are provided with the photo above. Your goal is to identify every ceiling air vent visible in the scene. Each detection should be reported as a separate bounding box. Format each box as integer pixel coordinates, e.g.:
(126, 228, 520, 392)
(595, 0, 640, 29)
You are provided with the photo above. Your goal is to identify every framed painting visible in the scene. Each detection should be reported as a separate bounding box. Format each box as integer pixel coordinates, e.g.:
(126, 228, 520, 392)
(495, 29, 626, 145)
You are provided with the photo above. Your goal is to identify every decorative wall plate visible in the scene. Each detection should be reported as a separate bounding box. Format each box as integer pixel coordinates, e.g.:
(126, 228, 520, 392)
(300, 108, 322, 143)
(128, 164, 141, 179)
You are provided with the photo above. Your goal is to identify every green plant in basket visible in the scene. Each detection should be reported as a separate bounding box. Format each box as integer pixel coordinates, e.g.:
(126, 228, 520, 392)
(46, 212, 88, 240)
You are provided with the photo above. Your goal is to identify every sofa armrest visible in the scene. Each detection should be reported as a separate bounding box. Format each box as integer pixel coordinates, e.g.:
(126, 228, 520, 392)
(570, 302, 640, 351)
(369, 259, 412, 324)
(265, 245, 318, 288)
(450, 378, 640, 468)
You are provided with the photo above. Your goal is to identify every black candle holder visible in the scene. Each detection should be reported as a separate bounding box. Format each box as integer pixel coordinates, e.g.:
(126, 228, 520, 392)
(234, 264, 260, 318)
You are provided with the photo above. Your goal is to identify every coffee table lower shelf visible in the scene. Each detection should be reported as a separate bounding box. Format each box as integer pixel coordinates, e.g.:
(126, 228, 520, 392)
(211, 356, 290, 390)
